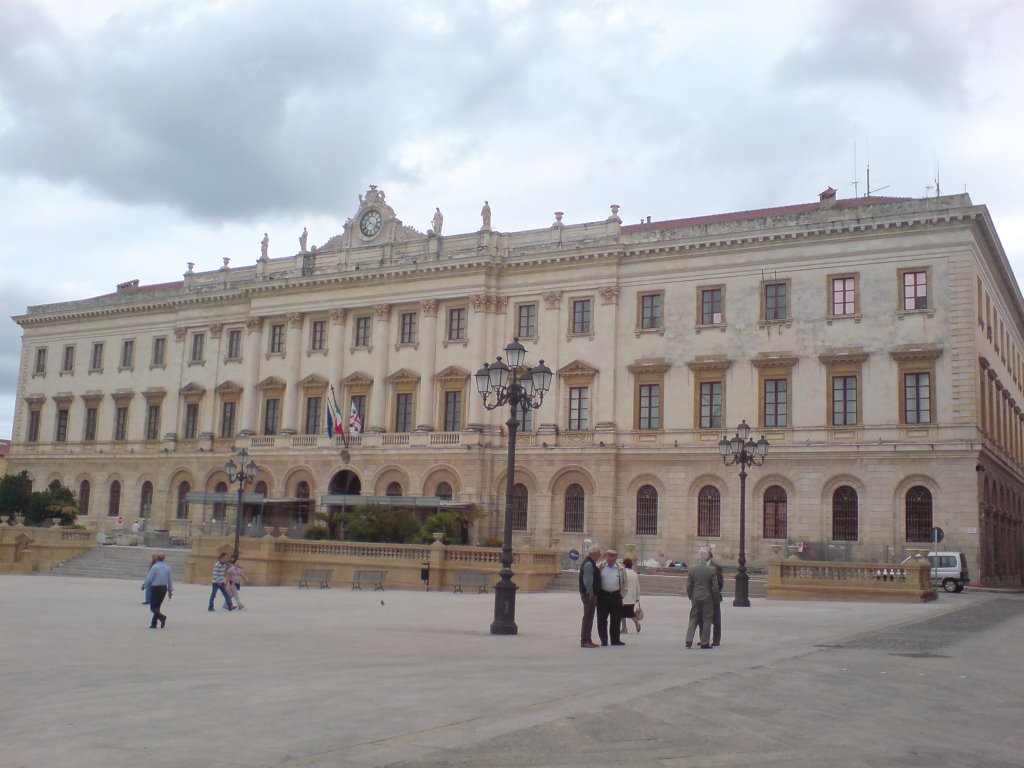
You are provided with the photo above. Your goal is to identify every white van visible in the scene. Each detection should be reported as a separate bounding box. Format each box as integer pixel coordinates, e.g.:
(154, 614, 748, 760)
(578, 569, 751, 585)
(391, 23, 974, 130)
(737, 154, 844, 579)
(903, 551, 970, 592)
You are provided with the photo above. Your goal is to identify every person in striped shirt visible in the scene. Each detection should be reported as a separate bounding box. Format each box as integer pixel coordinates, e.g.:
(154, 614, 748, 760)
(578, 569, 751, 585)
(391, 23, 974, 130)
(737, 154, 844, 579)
(208, 552, 235, 612)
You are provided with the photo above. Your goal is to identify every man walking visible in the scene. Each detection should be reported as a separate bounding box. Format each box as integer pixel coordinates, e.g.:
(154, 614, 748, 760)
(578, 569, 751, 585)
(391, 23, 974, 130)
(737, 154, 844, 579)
(142, 552, 173, 629)
(685, 548, 720, 649)
(597, 549, 627, 646)
(209, 552, 235, 612)
(578, 544, 601, 648)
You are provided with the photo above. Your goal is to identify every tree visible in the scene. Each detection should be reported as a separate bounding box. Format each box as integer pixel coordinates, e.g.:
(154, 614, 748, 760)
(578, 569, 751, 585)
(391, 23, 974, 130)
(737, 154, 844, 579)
(342, 503, 420, 543)
(0, 471, 33, 521)
(29, 479, 78, 526)
(314, 508, 346, 540)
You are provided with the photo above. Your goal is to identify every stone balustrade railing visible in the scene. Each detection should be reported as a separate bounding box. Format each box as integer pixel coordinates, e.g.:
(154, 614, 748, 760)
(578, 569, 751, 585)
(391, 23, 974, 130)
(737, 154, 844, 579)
(0, 523, 98, 574)
(185, 534, 560, 592)
(767, 553, 935, 602)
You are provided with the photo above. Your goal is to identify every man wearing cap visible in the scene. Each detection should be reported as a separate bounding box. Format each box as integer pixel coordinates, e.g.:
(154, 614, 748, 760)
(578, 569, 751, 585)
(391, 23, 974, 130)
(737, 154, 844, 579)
(597, 549, 627, 646)
(578, 544, 601, 648)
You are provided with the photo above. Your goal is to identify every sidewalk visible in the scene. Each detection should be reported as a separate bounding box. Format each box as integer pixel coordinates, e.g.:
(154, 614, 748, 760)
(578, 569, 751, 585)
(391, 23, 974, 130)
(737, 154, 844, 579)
(0, 575, 1020, 768)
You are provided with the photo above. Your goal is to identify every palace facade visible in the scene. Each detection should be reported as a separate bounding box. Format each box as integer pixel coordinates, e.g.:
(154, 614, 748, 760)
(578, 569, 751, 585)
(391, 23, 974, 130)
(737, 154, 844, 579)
(9, 186, 1024, 586)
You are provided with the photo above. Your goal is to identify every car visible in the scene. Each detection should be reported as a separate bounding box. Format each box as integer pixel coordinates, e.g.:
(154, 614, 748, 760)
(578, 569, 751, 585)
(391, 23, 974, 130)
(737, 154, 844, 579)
(901, 551, 970, 593)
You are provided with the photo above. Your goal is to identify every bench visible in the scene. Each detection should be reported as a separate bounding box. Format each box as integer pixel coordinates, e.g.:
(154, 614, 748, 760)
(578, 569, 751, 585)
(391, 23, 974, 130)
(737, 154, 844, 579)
(298, 569, 333, 589)
(453, 571, 492, 593)
(352, 569, 387, 591)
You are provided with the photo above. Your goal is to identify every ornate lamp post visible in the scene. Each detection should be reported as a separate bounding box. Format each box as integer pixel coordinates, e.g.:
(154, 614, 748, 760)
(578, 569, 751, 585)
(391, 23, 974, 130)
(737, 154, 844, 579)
(718, 420, 769, 607)
(225, 447, 258, 560)
(475, 338, 553, 635)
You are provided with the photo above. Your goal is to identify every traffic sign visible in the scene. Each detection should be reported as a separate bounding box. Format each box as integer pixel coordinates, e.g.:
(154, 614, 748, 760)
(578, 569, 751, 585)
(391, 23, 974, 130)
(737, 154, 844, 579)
(115, 516, 124, 526)
(568, 548, 580, 561)
(932, 526, 944, 543)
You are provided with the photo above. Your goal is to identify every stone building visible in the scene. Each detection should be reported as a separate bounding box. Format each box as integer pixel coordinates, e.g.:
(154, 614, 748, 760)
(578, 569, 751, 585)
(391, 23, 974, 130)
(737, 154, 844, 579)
(8, 185, 1024, 586)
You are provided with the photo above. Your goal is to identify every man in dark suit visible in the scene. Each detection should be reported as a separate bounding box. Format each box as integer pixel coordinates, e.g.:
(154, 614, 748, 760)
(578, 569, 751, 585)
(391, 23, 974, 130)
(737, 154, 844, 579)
(578, 544, 601, 648)
(708, 549, 725, 646)
(685, 548, 720, 648)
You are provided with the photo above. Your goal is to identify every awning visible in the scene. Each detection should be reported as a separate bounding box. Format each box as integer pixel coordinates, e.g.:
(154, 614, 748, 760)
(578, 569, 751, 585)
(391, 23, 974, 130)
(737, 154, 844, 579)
(186, 492, 266, 504)
(318, 494, 474, 510)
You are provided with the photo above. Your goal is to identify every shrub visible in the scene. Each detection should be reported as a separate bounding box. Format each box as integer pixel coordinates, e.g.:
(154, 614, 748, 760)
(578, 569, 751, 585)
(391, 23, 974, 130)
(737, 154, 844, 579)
(303, 525, 328, 540)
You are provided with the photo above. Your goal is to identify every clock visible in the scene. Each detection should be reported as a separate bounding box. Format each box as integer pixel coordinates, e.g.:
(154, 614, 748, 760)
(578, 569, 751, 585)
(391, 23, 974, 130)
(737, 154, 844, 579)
(359, 209, 383, 238)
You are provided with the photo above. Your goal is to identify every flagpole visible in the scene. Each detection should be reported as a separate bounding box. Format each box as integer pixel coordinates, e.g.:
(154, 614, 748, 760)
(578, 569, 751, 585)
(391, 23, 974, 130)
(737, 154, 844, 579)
(330, 385, 348, 449)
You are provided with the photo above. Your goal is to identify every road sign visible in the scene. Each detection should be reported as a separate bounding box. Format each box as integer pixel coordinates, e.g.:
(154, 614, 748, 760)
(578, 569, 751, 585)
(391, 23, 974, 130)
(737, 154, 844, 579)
(568, 548, 580, 561)
(932, 526, 944, 543)
(115, 516, 124, 526)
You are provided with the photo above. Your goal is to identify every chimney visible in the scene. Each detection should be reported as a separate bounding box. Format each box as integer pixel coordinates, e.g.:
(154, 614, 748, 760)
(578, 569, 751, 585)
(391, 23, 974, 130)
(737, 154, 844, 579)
(819, 186, 837, 208)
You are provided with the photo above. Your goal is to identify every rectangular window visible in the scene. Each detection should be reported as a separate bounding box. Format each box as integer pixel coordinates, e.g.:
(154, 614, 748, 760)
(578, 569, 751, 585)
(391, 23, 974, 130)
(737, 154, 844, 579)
(832, 277, 856, 316)
(400, 312, 417, 344)
(354, 317, 371, 347)
(571, 299, 592, 334)
(520, 405, 534, 433)
(145, 405, 161, 441)
(764, 283, 788, 321)
(569, 386, 590, 431)
(28, 410, 41, 442)
(90, 342, 104, 371)
(904, 372, 931, 424)
(55, 409, 69, 442)
(395, 392, 413, 433)
(764, 379, 788, 428)
(351, 395, 366, 431)
(226, 329, 242, 360)
(517, 304, 537, 338)
(114, 406, 129, 441)
(640, 293, 662, 329)
(903, 270, 928, 310)
(448, 308, 466, 341)
(120, 339, 135, 369)
(183, 403, 199, 439)
(62, 345, 75, 373)
(84, 407, 97, 442)
(701, 289, 723, 325)
(34, 348, 47, 375)
(305, 396, 322, 435)
(700, 381, 722, 429)
(151, 336, 166, 366)
(264, 398, 280, 435)
(269, 324, 285, 354)
(444, 391, 462, 432)
(310, 320, 327, 351)
(220, 401, 236, 439)
(639, 383, 661, 430)
(190, 333, 205, 363)
(832, 376, 858, 426)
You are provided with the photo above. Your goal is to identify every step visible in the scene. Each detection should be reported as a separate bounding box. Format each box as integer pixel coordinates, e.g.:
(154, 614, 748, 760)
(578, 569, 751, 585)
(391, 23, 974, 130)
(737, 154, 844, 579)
(49, 545, 191, 581)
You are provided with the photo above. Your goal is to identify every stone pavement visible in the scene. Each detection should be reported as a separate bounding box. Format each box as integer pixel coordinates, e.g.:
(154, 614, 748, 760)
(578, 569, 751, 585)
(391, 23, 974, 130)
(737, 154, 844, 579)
(1, 575, 1021, 768)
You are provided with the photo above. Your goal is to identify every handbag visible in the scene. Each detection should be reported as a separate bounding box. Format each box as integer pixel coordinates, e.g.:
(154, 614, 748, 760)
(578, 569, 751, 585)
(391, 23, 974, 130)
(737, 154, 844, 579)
(634, 602, 644, 621)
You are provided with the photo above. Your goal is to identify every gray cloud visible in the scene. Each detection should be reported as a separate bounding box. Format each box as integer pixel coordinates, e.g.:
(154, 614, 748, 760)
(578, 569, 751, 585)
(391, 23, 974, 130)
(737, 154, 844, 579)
(774, 0, 969, 106)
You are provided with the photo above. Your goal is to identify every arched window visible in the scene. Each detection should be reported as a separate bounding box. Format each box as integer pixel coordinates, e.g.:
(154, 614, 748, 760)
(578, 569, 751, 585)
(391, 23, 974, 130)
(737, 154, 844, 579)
(254, 481, 268, 499)
(79, 480, 91, 516)
(108, 480, 121, 517)
(697, 486, 721, 538)
(176, 481, 191, 519)
(905, 486, 933, 542)
(511, 483, 528, 531)
(296, 481, 310, 499)
(139, 481, 154, 517)
(636, 485, 658, 535)
(563, 483, 585, 532)
(435, 481, 453, 500)
(832, 486, 858, 541)
(213, 481, 229, 520)
(386, 481, 402, 497)
(763, 486, 787, 539)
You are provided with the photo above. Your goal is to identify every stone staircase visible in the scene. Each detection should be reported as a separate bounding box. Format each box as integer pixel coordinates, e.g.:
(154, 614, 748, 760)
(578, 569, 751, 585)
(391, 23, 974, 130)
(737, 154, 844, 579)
(545, 570, 688, 596)
(48, 545, 191, 581)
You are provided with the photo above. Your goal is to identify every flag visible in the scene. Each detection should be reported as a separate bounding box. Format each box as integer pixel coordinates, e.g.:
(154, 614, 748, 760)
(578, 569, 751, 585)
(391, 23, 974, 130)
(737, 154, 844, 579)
(349, 401, 363, 434)
(328, 387, 345, 439)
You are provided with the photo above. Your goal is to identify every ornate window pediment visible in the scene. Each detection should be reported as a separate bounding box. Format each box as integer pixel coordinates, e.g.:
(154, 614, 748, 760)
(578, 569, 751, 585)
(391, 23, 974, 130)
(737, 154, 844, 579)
(52, 392, 75, 408)
(558, 360, 598, 380)
(111, 389, 135, 405)
(751, 352, 799, 370)
(889, 344, 943, 363)
(298, 373, 328, 391)
(627, 357, 670, 375)
(179, 382, 207, 402)
(387, 368, 421, 386)
(215, 380, 243, 397)
(255, 376, 285, 392)
(435, 365, 470, 383)
(342, 371, 374, 387)
(818, 348, 869, 367)
(685, 355, 732, 374)
(143, 387, 167, 405)
(24, 394, 45, 407)
(81, 391, 103, 407)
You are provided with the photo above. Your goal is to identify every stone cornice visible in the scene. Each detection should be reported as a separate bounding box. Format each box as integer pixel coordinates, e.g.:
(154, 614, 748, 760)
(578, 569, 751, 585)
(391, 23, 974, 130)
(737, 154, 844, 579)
(686, 355, 732, 373)
(818, 348, 869, 366)
(626, 357, 670, 375)
(889, 344, 943, 363)
(751, 352, 799, 370)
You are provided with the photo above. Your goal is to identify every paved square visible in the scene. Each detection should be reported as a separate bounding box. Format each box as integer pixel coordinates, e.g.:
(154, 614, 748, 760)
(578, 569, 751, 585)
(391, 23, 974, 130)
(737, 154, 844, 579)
(1, 575, 1021, 767)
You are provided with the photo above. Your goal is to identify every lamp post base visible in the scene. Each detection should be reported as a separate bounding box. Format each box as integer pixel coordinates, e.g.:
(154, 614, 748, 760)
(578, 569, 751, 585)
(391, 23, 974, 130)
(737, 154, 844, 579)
(490, 576, 518, 635)
(733, 569, 751, 607)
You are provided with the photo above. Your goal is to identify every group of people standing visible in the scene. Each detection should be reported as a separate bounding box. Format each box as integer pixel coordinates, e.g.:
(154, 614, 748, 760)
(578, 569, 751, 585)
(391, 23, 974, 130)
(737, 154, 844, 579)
(579, 544, 724, 649)
(578, 546, 642, 647)
(141, 551, 248, 628)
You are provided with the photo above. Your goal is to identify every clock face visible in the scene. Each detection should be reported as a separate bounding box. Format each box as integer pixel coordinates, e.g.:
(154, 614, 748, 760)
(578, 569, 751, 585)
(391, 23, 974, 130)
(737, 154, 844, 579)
(359, 209, 383, 238)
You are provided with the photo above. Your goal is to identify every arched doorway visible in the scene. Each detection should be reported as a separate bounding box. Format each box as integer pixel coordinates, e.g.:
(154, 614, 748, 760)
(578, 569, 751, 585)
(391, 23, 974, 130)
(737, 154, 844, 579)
(329, 470, 362, 495)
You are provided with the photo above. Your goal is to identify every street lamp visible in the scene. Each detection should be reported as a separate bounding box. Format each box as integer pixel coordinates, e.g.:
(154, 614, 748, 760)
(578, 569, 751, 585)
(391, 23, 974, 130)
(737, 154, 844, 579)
(225, 447, 258, 560)
(718, 419, 769, 607)
(475, 338, 553, 635)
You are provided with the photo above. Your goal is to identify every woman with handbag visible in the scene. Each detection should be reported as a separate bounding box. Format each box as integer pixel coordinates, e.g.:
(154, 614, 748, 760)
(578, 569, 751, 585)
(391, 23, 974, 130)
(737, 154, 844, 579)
(620, 558, 642, 634)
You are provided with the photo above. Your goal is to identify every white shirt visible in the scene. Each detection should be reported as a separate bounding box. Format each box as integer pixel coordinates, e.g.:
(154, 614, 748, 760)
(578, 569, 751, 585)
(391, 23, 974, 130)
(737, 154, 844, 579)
(600, 562, 621, 591)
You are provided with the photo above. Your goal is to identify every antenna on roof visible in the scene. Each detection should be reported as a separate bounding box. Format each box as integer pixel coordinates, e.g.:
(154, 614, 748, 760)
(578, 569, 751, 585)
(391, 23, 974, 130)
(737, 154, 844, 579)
(934, 159, 941, 197)
(851, 142, 859, 198)
(865, 163, 889, 197)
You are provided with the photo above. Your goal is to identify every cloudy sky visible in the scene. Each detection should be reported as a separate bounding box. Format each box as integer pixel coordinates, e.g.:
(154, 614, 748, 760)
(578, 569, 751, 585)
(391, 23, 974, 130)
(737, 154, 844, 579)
(1, 0, 1022, 440)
